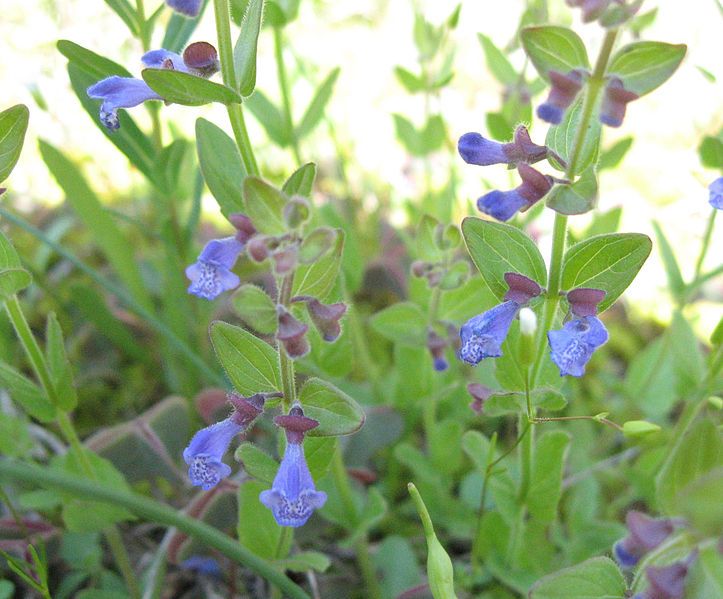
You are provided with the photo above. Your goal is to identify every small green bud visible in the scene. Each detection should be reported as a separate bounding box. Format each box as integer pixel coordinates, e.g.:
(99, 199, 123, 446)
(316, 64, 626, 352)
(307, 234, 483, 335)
(623, 420, 661, 437)
(283, 195, 311, 229)
(434, 223, 462, 251)
(408, 483, 457, 599)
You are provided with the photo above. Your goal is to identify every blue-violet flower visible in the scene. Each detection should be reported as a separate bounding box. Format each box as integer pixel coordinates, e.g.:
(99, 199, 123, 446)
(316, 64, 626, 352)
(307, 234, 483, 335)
(537, 70, 584, 124)
(548, 315, 608, 377)
(709, 177, 723, 210)
(613, 511, 677, 569)
(459, 301, 519, 365)
(599, 77, 638, 128)
(477, 163, 553, 222)
(260, 405, 327, 527)
(186, 236, 245, 300)
(166, 0, 203, 18)
(458, 125, 547, 167)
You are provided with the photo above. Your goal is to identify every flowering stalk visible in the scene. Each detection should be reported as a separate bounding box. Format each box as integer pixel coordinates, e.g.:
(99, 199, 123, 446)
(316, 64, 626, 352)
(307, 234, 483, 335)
(212, 0, 259, 175)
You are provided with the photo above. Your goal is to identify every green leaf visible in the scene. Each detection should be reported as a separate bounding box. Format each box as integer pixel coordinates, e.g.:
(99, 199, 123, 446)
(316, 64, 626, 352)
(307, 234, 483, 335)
(0, 104, 30, 184)
(142, 69, 242, 106)
(0, 361, 54, 422)
(233, 0, 263, 96)
(393, 113, 423, 156)
(478, 33, 518, 85)
(598, 137, 633, 171)
(462, 217, 547, 301)
(0, 413, 32, 458)
(0, 230, 32, 299)
(237, 480, 288, 560)
(394, 66, 425, 93)
(546, 166, 598, 215)
(298, 378, 365, 437)
(486, 112, 513, 142)
(296, 68, 340, 140)
(38, 141, 153, 311)
(527, 431, 570, 524)
(656, 419, 722, 515)
(561, 233, 652, 312)
(245, 90, 291, 147)
(162, 0, 209, 53)
(45, 313, 77, 412)
(282, 163, 317, 198)
(291, 229, 343, 300)
(521, 26, 590, 82)
(546, 97, 601, 175)
(422, 115, 446, 154)
(103, 0, 139, 36)
(265, 0, 301, 26)
(235, 442, 277, 484)
(196, 118, 247, 217)
(608, 41, 687, 96)
(651, 221, 686, 302)
(280, 551, 331, 573)
(462, 431, 493, 473)
(687, 544, 723, 598)
(231, 284, 277, 335)
(699, 134, 723, 170)
(369, 302, 427, 346)
(58, 41, 161, 188)
(210, 321, 281, 394)
(242, 177, 288, 235)
(529, 557, 626, 599)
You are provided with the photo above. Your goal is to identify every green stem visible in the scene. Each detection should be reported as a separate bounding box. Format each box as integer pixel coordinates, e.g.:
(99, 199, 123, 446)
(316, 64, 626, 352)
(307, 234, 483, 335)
(135, 0, 150, 51)
(4, 297, 141, 598)
(532, 414, 623, 431)
(274, 27, 303, 164)
(693, 208, 717, 283)
(0, 459, 311, 599)
(212, 0, 260, 176)
(331, 448, 382, 599)
(277, 274, 297, 408)
(516, 413, 533, 502)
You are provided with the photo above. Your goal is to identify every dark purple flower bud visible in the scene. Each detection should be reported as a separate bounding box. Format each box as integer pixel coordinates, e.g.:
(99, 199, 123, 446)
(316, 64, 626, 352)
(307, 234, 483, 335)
(228, 213, 257, 244)
(537, 70, 584, 124)
(185, 236, 244, 300)
(467, 383, 493, 413)
(504, 272, 543, 305)
(427, 329, 448, 371)
(293, 296, 347, 342)
(642, 558, 693, 599)
(271, 246, 299, 276)
(411, 260, 430, 278)
(600, 78, 639, 128)
(477, 163, 553, 222)
(566, 287, 606, 317)
(183, 42, 220, 78)
(247, 235, 272, 262)
(277, 306, 310, 359)
(709, 177, 723, 210)
(87, 77, 162, 131)
(458, 132, 510, 166)
(548, 315, 608, 377)
(613, 511, 678, 569)
(227, 391, 281, 427)
(459, 301, 519, 365)
(166, 0, 203, 17)
(260, 406, 327, 527)
(566, 0, 611, 22)
(0, 189, 5, 197)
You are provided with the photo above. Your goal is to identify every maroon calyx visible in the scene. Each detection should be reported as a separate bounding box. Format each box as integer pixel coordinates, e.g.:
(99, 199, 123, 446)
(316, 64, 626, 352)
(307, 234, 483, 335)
(467, 383, 493, 414)
(183, 41, 220, 78)
(504, 272, 543, 305)
(229, 213, 257, 244)
(275, 403, 319, 444)
(600, 77, 639, 128)
(510, 125, 549, 164)
(566, 287, 606, 317)
(228, 391, 280, 427)
(276, 306, 309, 358)
(293, 295, 347, 342)
(516, 163, 554, 208)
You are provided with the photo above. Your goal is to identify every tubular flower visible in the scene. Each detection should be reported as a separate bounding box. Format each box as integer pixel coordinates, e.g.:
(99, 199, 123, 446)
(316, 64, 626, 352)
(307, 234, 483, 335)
(599, 77, 638, 128)
(477, 163, 553, 222)
(186, 236, 245, 300)
(613, 511, 678, 569)
(548, 315, 608, 377)
(260, 405, 327, 527)
(458, 125, 547, 167)
(166, 0, 203, 18)
(537, 70, 584, 124)
(708, 177, 723, 210)
(183, 393, 268, 490)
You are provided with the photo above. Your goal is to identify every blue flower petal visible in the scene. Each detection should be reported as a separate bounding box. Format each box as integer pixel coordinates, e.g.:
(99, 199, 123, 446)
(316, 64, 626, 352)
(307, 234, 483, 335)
(87, 76, 161, 130)
(166, 0, 203, 17)
(183, 417, 242, 489)
(458, 132, 509, 166)
(459, 300, 519, 365)
(708, 177, 723, 210)
(477, 190, 528, 222)
(548, 316, 608, 377)
(186, 237, 244, 300)
(537, 102, 563, 124)
(260, 442, 327, 527)
(141, 49, 188, 72)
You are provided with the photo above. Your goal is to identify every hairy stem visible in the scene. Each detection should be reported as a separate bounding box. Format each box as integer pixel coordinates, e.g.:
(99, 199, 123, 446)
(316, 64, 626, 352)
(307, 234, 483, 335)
(212, 0, 259, 175)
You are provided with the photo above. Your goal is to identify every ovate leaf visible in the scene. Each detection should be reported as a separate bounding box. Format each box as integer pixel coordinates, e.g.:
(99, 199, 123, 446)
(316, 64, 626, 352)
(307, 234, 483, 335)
(530, 557, 626, 599)
(298, 378, 365, 437)
(521, 26, 590, 81)
(142, 69, 242, 106)
(0, 104, 30, 183)
(233, 0, 263, 96)
(608, 41, 686, 96)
